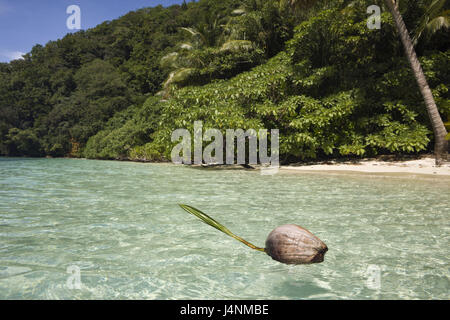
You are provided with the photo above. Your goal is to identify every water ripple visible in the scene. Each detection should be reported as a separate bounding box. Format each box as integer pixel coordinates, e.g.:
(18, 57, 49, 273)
(0, 158, 448, 299)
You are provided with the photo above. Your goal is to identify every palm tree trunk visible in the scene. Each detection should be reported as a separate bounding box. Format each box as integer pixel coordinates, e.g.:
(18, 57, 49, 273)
(384, 0, 448, 165)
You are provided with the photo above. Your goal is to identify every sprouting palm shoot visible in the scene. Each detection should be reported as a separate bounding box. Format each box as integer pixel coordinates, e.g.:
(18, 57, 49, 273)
(179, 204, 328, 265)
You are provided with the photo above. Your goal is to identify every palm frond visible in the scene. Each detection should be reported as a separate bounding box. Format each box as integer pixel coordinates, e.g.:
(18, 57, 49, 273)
(231, 9, 247, 16)
(180, 27, 207, 47)
(179, 204, 233, 235)
(280, 0, 317, 11)
(220, 40, 254, 52)
(163, 68, 196, 89)
(178, 204, 265, 252)
(413, 0, 449, 44)
(427, 14, 450, 34)
(160, 52, 179, 69)
(173, 68, 196, 82)
(180, 27, 200, 37)
(180, 43, 194, 50)
(163, 71, 176, 89)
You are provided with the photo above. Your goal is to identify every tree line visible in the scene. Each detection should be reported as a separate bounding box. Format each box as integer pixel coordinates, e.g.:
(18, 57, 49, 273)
(0, 0, 448, 163)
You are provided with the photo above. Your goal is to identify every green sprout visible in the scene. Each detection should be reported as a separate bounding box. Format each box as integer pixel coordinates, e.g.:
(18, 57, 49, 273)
(178, 204, 265, 252)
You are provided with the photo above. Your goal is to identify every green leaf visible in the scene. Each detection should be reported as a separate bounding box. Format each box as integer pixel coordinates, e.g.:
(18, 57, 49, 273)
(179, 204, 233, 236)
(178, 204, 265, 252)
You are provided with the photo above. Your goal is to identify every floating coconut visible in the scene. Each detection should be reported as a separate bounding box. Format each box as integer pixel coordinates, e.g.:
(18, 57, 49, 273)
(179, 204, 328, 265)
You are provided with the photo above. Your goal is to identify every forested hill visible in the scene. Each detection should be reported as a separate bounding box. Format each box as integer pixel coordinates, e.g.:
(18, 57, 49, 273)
(0, 0, 253, 157)
(1, 0, 449, 161)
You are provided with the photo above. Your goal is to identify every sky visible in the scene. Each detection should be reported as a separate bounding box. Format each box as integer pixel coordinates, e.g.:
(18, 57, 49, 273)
(0, 0, 184, 62)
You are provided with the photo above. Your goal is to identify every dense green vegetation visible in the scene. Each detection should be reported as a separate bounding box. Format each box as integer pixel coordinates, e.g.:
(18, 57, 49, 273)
(1, 0, 449, 162)
(0, 0, 253, 157)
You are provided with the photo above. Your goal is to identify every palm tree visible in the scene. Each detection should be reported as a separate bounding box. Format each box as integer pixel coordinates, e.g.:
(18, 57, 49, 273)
(158, 27, 212, 98)
(445, 121, 450, 141)
(286, 0, 448, 165)
(412, 0, 449, 44)
(159, 14, 259, 98)
(280, 0, 318, 10)
(384, 0, 448, 165)
(219, 7, 263, 52)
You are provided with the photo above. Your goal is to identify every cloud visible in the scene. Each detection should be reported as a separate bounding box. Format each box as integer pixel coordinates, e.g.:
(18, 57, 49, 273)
(0, 50, 25, 62)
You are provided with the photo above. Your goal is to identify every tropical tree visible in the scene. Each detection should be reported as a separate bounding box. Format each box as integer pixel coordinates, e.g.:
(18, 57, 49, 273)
(159, 12, 264, 98)
(446, 122, 450, 141)
(234, 0, 294, 56)
(280, 0, 318, 10)
(413, 0, 449, 44)
(159, 20, 226, 87)
(158, 27, 209, 98)
(384, 0, 448, 165)
(285, 0, 448, 164)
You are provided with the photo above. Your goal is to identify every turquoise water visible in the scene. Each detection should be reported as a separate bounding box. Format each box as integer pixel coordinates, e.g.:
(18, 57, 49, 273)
(0, 158, 448, 299)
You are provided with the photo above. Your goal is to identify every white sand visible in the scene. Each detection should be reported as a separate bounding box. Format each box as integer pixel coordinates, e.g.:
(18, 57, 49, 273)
(280, 156, 450, 176)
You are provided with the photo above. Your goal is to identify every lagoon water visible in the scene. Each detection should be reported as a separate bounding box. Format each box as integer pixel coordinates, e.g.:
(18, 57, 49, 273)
(0, 158, 448, 299)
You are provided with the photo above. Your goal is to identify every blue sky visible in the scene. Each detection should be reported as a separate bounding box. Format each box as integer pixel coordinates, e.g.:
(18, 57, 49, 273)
(0, 0, 184, 62)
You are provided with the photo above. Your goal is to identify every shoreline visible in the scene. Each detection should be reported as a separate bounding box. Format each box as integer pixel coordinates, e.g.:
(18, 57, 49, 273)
(279, 156, 450, 176)
(2, 155, 450, 176)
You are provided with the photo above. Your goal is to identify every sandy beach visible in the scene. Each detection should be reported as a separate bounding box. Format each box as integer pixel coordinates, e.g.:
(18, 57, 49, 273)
(280, 156, 450, 176)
